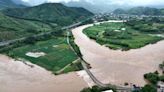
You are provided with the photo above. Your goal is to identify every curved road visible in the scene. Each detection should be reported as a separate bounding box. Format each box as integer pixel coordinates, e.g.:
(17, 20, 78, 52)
(0, 22, 82, 47)
(67, 31, 108, 87)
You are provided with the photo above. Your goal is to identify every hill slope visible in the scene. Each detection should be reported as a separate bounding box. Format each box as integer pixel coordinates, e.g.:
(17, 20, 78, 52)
(0, 13, 55, 41)
(113, 7, 164, 15)
(2, 3, 94, 26)
(0, 0, 24, 9)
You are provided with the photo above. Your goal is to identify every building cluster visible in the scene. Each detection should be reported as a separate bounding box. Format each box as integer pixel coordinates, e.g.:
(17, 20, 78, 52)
(92, 13, 164, 22)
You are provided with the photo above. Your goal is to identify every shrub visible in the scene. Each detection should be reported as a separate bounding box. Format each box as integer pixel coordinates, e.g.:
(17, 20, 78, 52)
(144, 72, 159, 84)
(141, 84, 157, 92)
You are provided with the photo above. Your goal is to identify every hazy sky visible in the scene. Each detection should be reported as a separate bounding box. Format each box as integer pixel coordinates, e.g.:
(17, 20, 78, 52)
(18, 0, 164, 6)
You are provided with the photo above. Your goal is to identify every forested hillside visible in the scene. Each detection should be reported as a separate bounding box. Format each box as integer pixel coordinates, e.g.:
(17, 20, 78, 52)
(2, 3, 93, 26)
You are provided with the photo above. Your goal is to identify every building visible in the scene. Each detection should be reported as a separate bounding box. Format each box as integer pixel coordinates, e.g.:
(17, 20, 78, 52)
(102, 90, 113, 92)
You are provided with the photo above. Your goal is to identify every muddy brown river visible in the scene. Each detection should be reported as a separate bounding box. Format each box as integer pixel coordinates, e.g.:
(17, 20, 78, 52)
(0, 55, 87, 92)
(0, 20, 164, 92)
(72, 21, 164, 86)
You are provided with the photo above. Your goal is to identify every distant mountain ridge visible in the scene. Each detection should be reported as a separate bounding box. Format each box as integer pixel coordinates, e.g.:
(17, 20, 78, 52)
(113, 7, 164, 15)
(63, 1, 130, 13)
(2, 3, 93, 26)
(63, 1, 101, 14)
(0, 0, 24, 9)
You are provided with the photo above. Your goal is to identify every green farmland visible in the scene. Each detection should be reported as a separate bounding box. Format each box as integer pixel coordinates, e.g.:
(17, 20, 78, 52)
(84, 22, 163, 50)
(7, 37, 82, 74)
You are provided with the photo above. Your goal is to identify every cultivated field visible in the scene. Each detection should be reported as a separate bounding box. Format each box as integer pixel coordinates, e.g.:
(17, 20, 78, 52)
(7, 37, 81, 74)
(84, 22, 163, 50)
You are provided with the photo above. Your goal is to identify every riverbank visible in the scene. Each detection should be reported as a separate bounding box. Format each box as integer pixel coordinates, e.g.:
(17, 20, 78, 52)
(72, 20, 164, 86)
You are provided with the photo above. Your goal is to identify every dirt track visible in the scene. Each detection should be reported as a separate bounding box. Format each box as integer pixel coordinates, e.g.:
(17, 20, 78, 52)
(0, 55, 87, 92)
(72, 22, 164, 86)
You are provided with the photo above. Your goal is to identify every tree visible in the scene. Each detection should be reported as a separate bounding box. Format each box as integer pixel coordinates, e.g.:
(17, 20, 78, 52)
(141, 84, 157, 92)
(26, 28, 39, 34)
(144, 72, 159, 84)
(91, 86, 101, 92)
(159, 61, 164, 70)
(80, 85, 115, 92)
(159, 75, 164, 82)
(80, 88, 92, 92)
(24, 36, 37, 44)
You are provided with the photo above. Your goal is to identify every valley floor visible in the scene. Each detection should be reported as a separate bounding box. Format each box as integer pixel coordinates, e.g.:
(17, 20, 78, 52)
(1, 20, 164, 92)
(72, 21, 164, 87)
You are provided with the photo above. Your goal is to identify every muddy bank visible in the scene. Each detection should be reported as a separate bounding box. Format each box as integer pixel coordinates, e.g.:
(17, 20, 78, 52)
(0, 55, 87, 92)
(72, 21, 164, 86)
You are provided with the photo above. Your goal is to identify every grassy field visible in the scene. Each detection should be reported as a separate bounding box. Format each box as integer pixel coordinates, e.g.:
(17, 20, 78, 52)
(84, 22, 163, 50)
(7, 37, 81, 74)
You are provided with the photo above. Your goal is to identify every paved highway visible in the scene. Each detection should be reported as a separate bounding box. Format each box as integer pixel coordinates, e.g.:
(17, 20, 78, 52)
(0, 22, 82, 47)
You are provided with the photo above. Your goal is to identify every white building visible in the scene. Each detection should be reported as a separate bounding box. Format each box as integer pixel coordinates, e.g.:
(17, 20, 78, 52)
(102, 90, 113, 92)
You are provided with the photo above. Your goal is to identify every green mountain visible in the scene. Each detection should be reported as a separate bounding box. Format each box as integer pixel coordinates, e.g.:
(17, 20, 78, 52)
(113, 8, 126, 14)
(0, 12, 55, 41)
(2, 3, 94, 26)
(113, 7, 164, 15)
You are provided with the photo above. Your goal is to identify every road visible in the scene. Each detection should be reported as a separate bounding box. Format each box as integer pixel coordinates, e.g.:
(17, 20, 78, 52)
(0, 15, 94, 47)
(81, 61, 108, 87)
(66, 31, 107, 87)
(0, 22, 82, 47)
